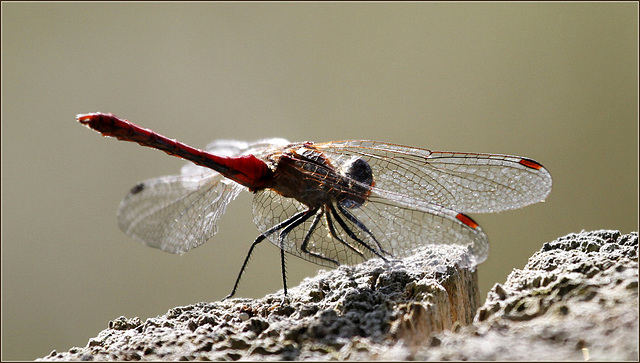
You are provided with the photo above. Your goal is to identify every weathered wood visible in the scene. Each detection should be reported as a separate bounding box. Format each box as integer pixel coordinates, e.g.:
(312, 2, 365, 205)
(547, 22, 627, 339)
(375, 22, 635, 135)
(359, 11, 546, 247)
(38, 244, 479, 361)
(38, 230, 638, 361)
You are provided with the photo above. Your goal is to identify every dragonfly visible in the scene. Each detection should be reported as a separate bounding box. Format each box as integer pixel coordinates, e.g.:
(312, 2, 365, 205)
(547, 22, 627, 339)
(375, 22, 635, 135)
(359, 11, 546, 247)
(77, 112, 552, 299)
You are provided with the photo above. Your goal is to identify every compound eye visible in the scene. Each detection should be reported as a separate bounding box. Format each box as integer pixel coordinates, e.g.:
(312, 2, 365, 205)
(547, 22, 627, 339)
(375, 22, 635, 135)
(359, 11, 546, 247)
(338, 157, 374, 208)
(343, 157, 373, 187)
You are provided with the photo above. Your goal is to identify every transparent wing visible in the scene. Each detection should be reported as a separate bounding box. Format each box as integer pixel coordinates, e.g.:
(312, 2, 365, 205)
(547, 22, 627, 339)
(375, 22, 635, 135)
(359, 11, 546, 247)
(202, 138, 290, 155)
(181, 138, 290, 175)
(117, 173, 245, 254)
(252, 188, 487, 268)
(316, 140, 552, 213)
(118, 138, 290, 254)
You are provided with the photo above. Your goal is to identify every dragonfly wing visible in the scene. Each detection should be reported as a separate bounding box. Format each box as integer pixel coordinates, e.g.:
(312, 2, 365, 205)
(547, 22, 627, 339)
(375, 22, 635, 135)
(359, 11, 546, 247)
(252, 189, 372, 267)
(117, 173, 245, 254)
(180, 138, 290, 176)
(363, 190, 488, 267)
(317, 140, 552, 213)
(201, 138, 290, 155)
(119, 138, 288, 253)
(203, 139, 251, 155)
(252, 188, 488, 268)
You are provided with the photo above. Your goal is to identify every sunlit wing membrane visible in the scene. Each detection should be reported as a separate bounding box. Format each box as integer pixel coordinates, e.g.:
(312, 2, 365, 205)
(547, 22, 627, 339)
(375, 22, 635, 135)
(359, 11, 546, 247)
(317, 140, 552, 213)
(117, 173, 244, 254)
(252, 188, 488, 269)
(181, 138, 290, 176)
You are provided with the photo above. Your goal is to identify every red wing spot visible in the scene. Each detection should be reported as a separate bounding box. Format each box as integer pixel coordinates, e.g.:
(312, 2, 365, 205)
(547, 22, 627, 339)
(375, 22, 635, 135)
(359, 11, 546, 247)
(456, 213, 479, 229)
(519, 158, 543, 170)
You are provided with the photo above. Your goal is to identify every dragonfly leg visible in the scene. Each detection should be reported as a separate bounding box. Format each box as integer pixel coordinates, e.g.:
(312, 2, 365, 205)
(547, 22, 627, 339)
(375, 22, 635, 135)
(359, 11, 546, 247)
(337, 204, 393, 257)
(276, 209, 319, 297)
(224, 209, 311, 300)
(324, 209, 367, 261)
(223, 233, 267, 301)
(328, 204, 389, 262)
(279, 245, 287, 298)
(299, 211, 340, 266)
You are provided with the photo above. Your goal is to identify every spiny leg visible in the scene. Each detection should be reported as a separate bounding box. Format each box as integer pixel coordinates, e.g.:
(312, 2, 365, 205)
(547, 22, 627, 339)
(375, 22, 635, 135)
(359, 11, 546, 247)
(337, 203, 392, 257)
(299, 211, 340, 266)
(328, 204, 388, 261)
(280, 246, 286, 302)
(222, 233, 267, 301)
(223, 210, 309, 300)
(324, 208, 367, 261)
(276, 209, 319, 298)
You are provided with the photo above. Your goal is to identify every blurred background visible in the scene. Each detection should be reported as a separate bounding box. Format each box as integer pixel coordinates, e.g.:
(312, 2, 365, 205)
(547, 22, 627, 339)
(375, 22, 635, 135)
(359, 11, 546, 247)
(2, 2, 637, 360)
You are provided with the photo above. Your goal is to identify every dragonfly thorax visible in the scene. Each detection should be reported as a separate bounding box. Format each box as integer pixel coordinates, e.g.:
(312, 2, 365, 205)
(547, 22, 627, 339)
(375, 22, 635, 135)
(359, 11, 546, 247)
(268, 145, 374, 209)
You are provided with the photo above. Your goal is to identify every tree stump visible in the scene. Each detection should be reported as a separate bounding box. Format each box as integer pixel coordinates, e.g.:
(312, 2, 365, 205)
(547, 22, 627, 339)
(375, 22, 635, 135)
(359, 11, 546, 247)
(39, 230, 638, 361)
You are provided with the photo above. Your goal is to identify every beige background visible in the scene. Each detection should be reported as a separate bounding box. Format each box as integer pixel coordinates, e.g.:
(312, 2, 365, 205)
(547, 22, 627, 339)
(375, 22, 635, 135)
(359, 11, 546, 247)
(2, 2, 637, 360)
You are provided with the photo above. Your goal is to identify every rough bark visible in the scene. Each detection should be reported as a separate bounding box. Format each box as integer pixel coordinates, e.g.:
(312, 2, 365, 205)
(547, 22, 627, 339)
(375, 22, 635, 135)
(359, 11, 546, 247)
(39, 230, 638, 361)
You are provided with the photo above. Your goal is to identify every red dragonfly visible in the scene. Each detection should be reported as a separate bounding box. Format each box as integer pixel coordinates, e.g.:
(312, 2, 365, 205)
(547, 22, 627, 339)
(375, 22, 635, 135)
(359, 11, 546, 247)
(77, 112, 552, 299)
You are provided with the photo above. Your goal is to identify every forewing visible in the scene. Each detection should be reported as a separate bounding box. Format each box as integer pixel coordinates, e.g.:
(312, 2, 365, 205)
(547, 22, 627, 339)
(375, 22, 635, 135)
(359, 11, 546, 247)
(252, 188, 488, 268)
(117, 173, 245, 254)
(317, 140, 552, 213)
